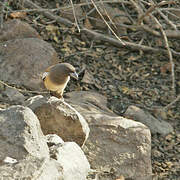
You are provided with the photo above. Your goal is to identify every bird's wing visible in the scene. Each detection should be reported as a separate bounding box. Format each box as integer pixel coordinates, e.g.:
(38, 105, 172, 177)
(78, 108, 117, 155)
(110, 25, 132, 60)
(45, 64, 55, 72)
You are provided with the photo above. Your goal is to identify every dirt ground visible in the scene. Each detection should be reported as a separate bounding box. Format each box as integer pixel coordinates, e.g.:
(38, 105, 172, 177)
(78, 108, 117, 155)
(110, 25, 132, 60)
(2, 0, 180, 179)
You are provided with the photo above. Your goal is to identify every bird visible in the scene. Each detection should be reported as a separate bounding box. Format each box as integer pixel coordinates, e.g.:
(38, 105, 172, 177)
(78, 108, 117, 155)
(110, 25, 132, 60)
(42, 63, 78, 99)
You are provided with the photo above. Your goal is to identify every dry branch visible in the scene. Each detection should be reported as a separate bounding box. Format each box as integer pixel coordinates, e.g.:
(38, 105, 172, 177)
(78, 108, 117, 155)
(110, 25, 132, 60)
(0, 80, 48, 94)
(0, 0, 6, 28)
(90, 0, 125, 45)
(157, 10, 177, 30)
(81, 28, 164, 53)
(138, 1, 175, 25)
(163, 94, 180, 111)
(152, 15, 175, 95)
(147, 0, 176, 95)
(21, 0, 180, 56)
(69, 0, 80, 32)
(23, 0, 74, 27)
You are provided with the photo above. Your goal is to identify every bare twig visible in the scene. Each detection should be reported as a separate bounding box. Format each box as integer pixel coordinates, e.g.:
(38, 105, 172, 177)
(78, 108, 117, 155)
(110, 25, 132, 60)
(0, 0, 6, 28)
(82, 15, 180, 39)
(163, 94, 180, 111)
(146, 0, 176, 94)
(21, 0, 180, 56)
(22, 0, 74, 27)
(0, 80, 48, 94)
(121, 2, 134, 24)
(138, 1, 175, 25)
(157, 9, 177, 30)
(141, 24, 180, 39)
(69, 0, 80, 32)
(171, 49, 180, 56)
(160, 8, 180, 12)
(130, 0, 144, 21)
(130, 0, 143, 15)
(140, 0, 151, 6)
(8, 0, 130, 12)
(165, 10, 180, 20)
(153, 16, 176, 95)
(61, 0, 131, 9)
(90, 0, 125, 45)
(100, 0, 116, 29)
(85, 7, 96, 17)
(81, 27, 165, 53)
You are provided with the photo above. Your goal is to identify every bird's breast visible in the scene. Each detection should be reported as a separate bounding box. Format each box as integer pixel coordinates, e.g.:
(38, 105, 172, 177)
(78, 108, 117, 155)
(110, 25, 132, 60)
(44, 75, 70, 92)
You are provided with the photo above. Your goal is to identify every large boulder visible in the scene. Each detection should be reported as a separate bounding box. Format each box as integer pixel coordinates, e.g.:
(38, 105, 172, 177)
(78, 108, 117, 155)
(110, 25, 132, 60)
(0, 19, 40, 42)
(0, 38, 58, 90)
(0, 156, 63, 180)
(25, 95, 90, 147)
(48, 138, 90, 180)
(0, 105, 63, 179)
(0, 105, 90, 179)
(124, 105, 173, 135)
(65, 91, 152, 180)
(0, 105, 49, 160)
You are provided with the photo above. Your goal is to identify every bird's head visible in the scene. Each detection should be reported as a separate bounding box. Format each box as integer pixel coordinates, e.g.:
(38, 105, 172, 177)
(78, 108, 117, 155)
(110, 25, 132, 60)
(42, 63, 78, 85)
(62, 63, 78, 80)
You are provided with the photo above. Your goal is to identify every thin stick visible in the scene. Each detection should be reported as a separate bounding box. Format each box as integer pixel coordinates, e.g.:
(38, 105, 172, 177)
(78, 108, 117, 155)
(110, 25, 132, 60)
(163, 94, 180, 111)
(121, 2, 134, 24)
(22, 0, 180, 56)
(3, 0, 130, 13)
(160, 8, 180, 12)
(138, 1, 175, 25)
(81, 28, 164, 53)
(82, 16, 180, 39)
(0, 0, 5, 28)
(69, 0, 80, 32)
(100, 0, 116, 29)
(23, 0, 74, 27)
(90, 0, 125, 45)
(165, 10, 180, 20)
(0, 80, 48, 94)
(63, 0, 131, 9)
(153, 16, 176, 95)
(129, 0, 144, 19)
(157, 9, 177, 30)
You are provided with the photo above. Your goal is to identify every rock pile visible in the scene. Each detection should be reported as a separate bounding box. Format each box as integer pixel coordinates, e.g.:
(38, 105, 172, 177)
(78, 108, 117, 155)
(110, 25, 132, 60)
(0, 19, 153, 180)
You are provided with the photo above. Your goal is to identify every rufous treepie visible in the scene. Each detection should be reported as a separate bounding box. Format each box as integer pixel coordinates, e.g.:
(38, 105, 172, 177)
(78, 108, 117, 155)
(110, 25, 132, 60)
(42, 63, 78, 98)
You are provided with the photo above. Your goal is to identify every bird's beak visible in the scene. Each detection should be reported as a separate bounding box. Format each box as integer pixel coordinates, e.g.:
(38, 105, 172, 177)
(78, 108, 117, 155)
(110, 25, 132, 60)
(70, 72, 78, 80)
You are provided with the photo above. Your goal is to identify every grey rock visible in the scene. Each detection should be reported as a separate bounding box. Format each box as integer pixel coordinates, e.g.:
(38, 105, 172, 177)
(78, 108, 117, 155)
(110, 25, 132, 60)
(46, 134, 64, 146)
(0, 104, 90, 179)
(0, 19, 40, 42)
(0, 105, 49, 161)
(65, 91, 152, 180)
(26, 95, 90, 146)
(124, 105, 173, 135)
(38, 158, 63, 180)
(51, 142, 90, 180)
(65, 91, 114, 116)
(0, 105, 63, 179)
(0, 38, 58, 90)
(0, 155, 63, 180)
(3, 87, 25, 103)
